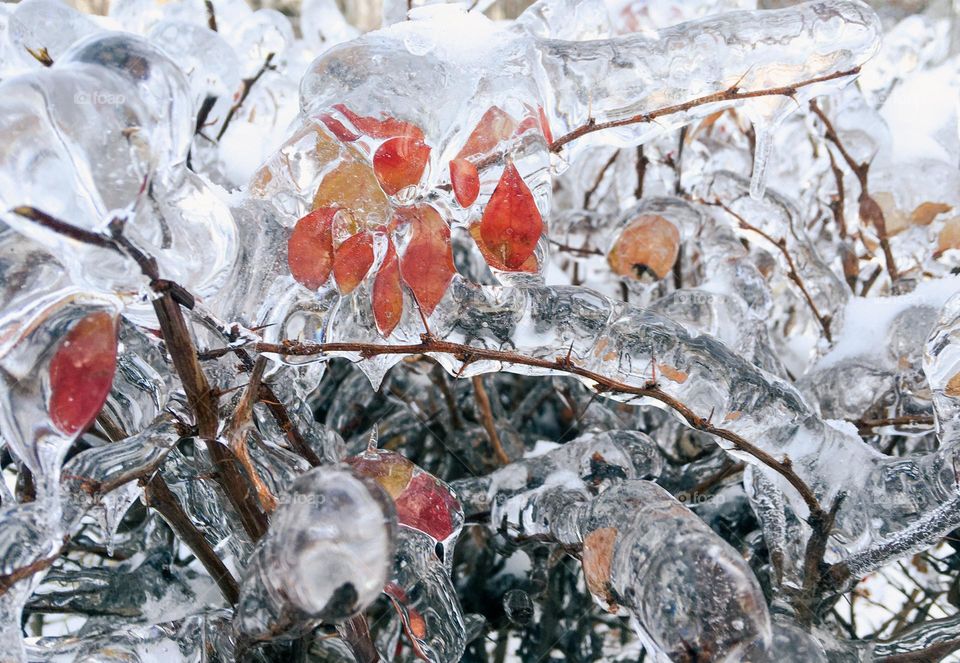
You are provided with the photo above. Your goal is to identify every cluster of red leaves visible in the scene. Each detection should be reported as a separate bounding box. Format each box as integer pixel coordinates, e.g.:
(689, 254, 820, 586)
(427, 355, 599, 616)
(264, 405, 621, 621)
(48, 311, 118, 435)
(289, 104, 550, 336)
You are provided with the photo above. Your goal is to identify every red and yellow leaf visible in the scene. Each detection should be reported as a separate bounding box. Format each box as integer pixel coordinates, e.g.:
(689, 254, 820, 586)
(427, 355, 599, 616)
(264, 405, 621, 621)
(313, 157, 392, 225)
(333, 231, 375, 294)
(373, 136, 430, 195)
(372, 239, 403, 336)
(49, 311, 118, 435)
(457, 106, 516, 160)
(469, 223, 538, 272)
(332, 104, 425, 142)
(288, 207, 336, 290)
(398, 205, 456, 316)
(449, 158, 479, 207)
(478, 162, 543, 270)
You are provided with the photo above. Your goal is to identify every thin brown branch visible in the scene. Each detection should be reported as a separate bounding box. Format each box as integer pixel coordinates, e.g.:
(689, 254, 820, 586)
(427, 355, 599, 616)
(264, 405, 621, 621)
(712, 201, 833, 342)
(809, 100, 899, 283)
(0, 541, 67, 595)
(549, 67, 861, 153)
(216, 53, 276, 142)
(225, 356, 278, 513)
(583, 150, 619, 209)
(142, 473, 240, 604)
(231, 348, 322, 467)
(851, 414, 935, 436)
(11, 206, 122, 253)
(472, 375, 509, 465)
(798, 491, 846, 623)
(253, 336, 825, 519)
(635, 145, 647, 200)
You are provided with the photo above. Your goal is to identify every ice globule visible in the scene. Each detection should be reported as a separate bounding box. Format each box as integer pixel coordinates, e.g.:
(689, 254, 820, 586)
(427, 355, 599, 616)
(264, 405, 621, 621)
(0, 31, 238, 318)
(484, 475, 771, 662)
(235, 466, 396, 644)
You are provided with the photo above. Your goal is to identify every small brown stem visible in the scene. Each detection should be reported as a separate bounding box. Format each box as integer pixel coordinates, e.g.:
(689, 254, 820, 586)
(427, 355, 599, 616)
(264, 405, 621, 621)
(713, 201, 833, 342)
(216, 53, 276, 142)
(583, 150, 619, 209)
(809, 100, 899, 283)
(635, 145, 647, 199)
(226, 356, 279, 513)
(851, 414, 935, 436)
(204, 0, 217, 31)
(337, 613, 381, 663)
(472, 375, 509, 465)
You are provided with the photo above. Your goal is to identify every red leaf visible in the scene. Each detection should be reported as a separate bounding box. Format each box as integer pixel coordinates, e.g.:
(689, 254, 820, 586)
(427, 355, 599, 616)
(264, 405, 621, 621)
(394, 472, 460, 542)
(456, 106, 516, 160)
(333, 104, 424, 142)
(319, 112, 359, 142)
(398, 205, 455, 316)
(538, 105, 553, 144)
(449, 158, 479, 207)
(333, 232, 374, 294)
(373, 239, 403, 336)
(478, 162, 543, 270)
(49, 311, 118, 435)
(288, 208, 336, 290)
(373, 136, 430, 195)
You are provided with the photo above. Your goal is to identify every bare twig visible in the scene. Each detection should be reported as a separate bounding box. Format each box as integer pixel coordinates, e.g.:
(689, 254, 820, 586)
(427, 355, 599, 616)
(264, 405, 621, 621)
(711, 201, 833, 342)
(225, 356, 279, 513)
(809, 100, 899, 283)
(851, 414, 935, 436)
(549, 67, 861, 153)
(583, 150, 619, 209)
(204, 0, 217, 31)
(216, 53, 276, 142)
(142, 473, 240, 604)
(472, 375, 509, 465)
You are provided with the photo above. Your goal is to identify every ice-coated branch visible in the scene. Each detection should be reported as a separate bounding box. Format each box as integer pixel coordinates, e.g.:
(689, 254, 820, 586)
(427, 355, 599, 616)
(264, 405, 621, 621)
(548, 66, 861, 154)
(250, 334, 826, 520)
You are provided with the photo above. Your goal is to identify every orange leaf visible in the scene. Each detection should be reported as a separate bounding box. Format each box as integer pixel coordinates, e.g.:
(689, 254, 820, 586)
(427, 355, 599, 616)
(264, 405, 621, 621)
(333, 232, 374, 294)
(373, 136, 430, 195)
(469, 223, 538, 273)
(457, 106, 516, 160)
(333, 104, 425, 142)
(288, 208, 336, 290)
(478, 162, 543, 270)
(398, 205, 456, 316)
(373, 239, 403, 336)
(607, 214, 680, 280)
(449, 158, 479, 207)
(49, 312, 118, 435)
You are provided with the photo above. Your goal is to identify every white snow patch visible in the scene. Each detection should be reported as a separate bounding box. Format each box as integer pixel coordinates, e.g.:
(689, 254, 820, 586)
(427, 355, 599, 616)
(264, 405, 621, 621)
(816, 277, 960, 369)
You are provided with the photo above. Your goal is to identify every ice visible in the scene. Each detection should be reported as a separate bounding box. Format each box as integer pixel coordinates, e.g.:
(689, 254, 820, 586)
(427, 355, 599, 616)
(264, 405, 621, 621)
(235, 466, 395, 642)
(0, 0, 957, 658)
